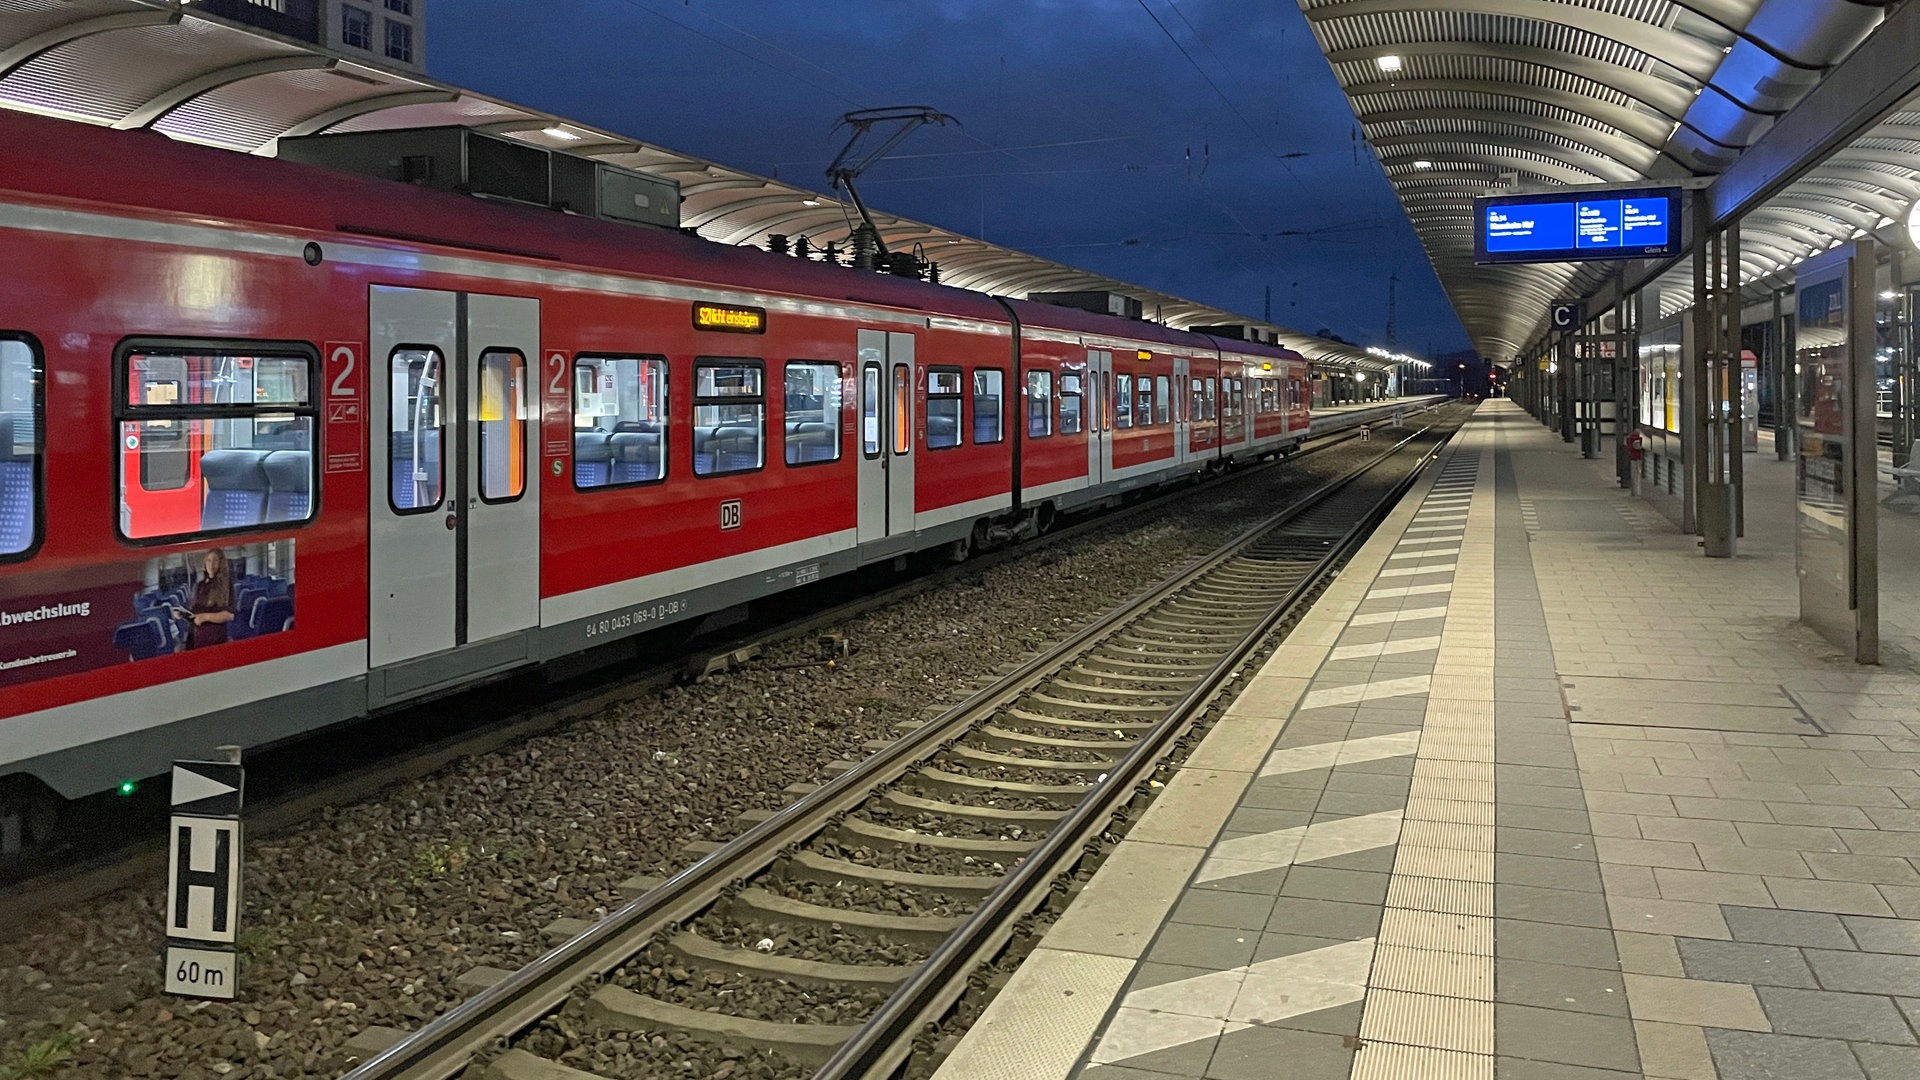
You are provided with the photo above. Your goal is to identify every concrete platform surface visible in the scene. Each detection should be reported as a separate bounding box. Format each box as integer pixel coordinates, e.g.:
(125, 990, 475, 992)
(936, 400, 1920, 1080)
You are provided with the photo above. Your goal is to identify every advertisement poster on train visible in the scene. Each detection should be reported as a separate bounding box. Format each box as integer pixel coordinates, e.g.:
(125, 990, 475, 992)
(0, 539, 295, 690)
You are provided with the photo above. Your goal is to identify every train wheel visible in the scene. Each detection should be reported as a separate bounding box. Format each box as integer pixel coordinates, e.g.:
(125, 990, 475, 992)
(0, 775, 60, 866)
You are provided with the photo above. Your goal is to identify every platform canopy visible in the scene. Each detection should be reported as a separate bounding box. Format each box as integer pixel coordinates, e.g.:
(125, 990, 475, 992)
(0, 0, 1406, 375)
(1295, 0, 1897, 360)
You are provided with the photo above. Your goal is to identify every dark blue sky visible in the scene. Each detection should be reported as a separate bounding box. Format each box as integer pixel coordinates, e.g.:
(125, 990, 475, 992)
(427, 0, 1472, 358)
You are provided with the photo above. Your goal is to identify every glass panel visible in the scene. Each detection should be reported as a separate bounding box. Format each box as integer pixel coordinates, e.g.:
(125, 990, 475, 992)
(0, 338, 41, 557)
(477, 349, 526, 502)
(784, 362, 842, 465)
(1155, 375, 1171, 424)
(971, 369, 1004, 443)
(120, 417, 316, 538)
(127, 351, 310, 408)
(892, 365, 911, 454)
(862, 364, 882, 456)
(1115, 374, 1133, 428)
(389, 347, 444, 513)
(1205, 378, 1217, 420)
(694, 363, 764, 476)
(1027, 370, 1052, 437)
(574, 356, 667, 488)
(1137, 377, 1153, 425)
(927, 367, 962, 449)
(1795, 257, 1857, 654)
(1059, 373, 1083, 435)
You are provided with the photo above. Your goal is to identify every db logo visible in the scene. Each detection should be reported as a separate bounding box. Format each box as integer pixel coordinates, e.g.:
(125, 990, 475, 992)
(719, 500, 743, 531)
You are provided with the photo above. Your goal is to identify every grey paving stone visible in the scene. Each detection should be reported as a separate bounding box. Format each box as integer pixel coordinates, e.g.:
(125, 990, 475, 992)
(1145, 921, 1260, 970)
(1101, 1029, 1219, 1077)
(1205, 1023, 1354, 1080)
(1804, 949, 1920, 995)
(1675, 938, 1820, 988)
(1496, 852, 1605, 893)
(1323, 770, 1413, 797)
(1080, 1065, 1182, 1080)
(1722, 906, 1855, 950)
(1497, 804, 1594, 835)
(1265, 896, 1383, 941)
(1493, 1060, 1640, 1079)
(1854, 1044, 1920, 1080)
(1263, 1000, 1364, 1037)
(1126, 961, 1214, 994)
(1311, 790, 1407, 817)
(1281, 866, 1390, 905)
(1704, 1030, 1867, 1080)
(1496, 920, 1621, 970)
(1499, 764, 1584, 789)
(1755, 986, 1917, 1044)
(1494, 1004, 1640, 1072)
(1339, 755, 1417, 777)
(1251, 931, 1352, 963)
(1171, 888, 1280, 931)
(1237, 783, 1326, 812)
(1497, 884, 1613, 928)
(1307, 846, 1399, 874)
(1504, 783, 1594, 811)
(1494, 958, 1629, 1016)
(1223, 807, 1313, 835)
(1766, 878, 1897, 916)
(1843, 916, 1920, 956)
(1497, 826, 1598, 861)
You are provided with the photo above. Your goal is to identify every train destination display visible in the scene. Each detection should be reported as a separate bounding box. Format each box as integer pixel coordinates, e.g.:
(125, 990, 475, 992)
(1475, 187, 1682, 264)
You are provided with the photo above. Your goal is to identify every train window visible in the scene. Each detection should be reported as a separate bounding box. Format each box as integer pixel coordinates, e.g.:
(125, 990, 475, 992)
(694, 360, 765, 476)
(117, 342, 319, 542)
(1115, 374, 1133, 429)
(477, 350, 528, 503)
(389, 347, 443, 514)
(1190, 378, 1204, 423)
(1154, 375, 1171, 424)
(1059, 373, 1083, 435)
(862, 364, 882, 457)
(0, 336, 42, 559)
(892, 365, 911, 455)
(1136, 377, 1153, 426)
(1206, 378, 1217, 421)
(926, 368, 963, 450)
(1027, 370, 1053, 438)
(574, 355, 668, 489)
(784, 361, 842, 466)
(971, 369, 1004, 444)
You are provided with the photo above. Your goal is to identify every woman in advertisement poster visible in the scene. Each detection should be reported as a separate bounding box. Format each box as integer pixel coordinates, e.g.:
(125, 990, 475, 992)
(174, 549, 235, 650)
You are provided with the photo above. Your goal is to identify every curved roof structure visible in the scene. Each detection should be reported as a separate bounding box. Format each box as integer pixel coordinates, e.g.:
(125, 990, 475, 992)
(0, 0, 1409, 373)
(1297, 0, 1893, 360)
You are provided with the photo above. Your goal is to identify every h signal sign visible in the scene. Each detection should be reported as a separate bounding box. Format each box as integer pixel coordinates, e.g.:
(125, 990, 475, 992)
(165, 755, 244, 999)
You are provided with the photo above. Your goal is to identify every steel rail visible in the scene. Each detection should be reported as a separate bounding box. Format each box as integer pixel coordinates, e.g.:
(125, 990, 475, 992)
(338, 411, 1456, 1080)
(814, 425, 1450, 1080)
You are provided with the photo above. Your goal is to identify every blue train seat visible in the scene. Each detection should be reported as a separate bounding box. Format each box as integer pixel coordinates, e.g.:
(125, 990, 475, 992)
(0, 413, 34, 554)
(973, 397, 1002, 443)
(263, 450, 312, 522)
(391, 431, 442, 510)
(251, 594, 293, 636)
(198, 450, 270, 530)
(609, 431, 661, 483)
(112, 615, 171, 660)
(574, 431, 612, 487)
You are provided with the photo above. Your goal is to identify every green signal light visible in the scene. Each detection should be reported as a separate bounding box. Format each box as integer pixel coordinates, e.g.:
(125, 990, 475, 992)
(117, 780, 139, 797)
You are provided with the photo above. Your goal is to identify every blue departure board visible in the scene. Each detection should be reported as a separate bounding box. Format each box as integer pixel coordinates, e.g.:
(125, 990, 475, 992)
(1476, 187, 1682, 264)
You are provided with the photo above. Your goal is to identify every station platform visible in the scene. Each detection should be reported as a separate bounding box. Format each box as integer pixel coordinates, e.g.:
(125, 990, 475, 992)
(1307, 397, 1447, 438)
(940, 399, 1920, 1080)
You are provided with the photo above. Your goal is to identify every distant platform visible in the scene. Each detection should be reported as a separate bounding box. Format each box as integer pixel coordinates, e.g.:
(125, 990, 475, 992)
(940, 399, 1920, 1080)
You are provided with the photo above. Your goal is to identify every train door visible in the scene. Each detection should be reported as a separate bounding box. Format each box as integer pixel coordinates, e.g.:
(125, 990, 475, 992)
(1086, 349, 1111, 486)
(1173, 356, 1191, 467)
(368, 286, 540, 671)
(856, 329, 916, 550)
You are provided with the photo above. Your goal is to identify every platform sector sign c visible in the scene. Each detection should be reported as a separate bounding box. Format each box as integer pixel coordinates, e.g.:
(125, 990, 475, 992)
(1475, 187, 1682, 265)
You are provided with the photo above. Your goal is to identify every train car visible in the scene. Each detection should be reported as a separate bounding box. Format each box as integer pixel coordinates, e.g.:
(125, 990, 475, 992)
(0, 110, 1305, 844)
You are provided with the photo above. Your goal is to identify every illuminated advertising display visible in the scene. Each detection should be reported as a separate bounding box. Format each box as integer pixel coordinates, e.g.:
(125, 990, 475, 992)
(1475, 187, 1682, 264)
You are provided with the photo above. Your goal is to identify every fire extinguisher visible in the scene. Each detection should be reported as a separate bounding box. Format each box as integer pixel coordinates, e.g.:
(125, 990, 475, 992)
(1626, 430, 1644, 462)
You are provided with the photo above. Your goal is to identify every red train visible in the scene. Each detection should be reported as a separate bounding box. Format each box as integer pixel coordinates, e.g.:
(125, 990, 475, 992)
(0, 110, 1311, 835)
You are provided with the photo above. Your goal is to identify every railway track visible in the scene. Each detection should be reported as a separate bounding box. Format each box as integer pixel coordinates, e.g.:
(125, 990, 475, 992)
(341, 413, 1461, 1080)
(0, 405, 1444, 926)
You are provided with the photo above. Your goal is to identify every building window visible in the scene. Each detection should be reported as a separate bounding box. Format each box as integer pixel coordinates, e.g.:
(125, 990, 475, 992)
(341, 5, 371, 49)
(384, 0, 411, 12)
(384, 18, 413, 63)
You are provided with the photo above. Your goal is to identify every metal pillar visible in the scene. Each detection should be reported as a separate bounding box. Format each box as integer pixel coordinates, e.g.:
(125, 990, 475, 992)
(1615, 270, 1632, 487)
(1774, 287, 1794, 460)
(1558, 332, 1575, 442)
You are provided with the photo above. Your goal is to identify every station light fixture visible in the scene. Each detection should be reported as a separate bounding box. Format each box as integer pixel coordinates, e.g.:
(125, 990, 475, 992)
(1376, 54, 1403, 73)
(541, 126, 582, 141)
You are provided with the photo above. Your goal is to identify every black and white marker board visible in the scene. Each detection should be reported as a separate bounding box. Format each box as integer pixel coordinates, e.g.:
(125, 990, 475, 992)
(164, 757, 244, 1000)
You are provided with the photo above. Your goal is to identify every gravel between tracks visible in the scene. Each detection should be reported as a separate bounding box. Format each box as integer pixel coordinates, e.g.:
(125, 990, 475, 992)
(0, 425, 1431, 1080)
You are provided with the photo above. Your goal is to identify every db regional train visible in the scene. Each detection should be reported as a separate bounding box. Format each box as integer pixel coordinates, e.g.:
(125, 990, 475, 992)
(0, 110, 1314, 842)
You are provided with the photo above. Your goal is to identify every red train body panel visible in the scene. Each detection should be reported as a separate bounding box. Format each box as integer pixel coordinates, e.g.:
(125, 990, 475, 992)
(0, 112, 1311, 800)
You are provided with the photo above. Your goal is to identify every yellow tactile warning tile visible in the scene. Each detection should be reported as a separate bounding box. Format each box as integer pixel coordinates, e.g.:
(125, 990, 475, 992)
(1383, 875, 1493, 917)
(1349, 1042, 1493, 1080)
(1358, 988, 1494, 1055)
(1370, 944, 1495, 1000)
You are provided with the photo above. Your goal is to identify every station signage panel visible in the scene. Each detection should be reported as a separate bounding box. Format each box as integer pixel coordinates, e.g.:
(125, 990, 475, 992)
(1475, 187, 1682, 265)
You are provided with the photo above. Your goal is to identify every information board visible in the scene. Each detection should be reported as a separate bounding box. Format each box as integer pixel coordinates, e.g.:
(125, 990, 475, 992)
(1475, 188, 1682, 264)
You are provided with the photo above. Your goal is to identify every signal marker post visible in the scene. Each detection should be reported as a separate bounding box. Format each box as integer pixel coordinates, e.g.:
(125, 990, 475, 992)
(164, 751, 244, 1000)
